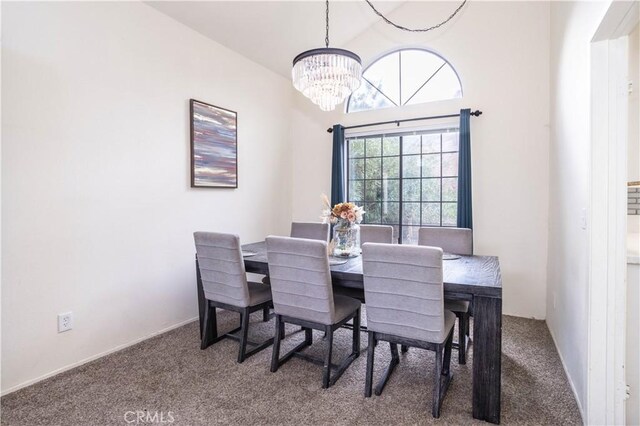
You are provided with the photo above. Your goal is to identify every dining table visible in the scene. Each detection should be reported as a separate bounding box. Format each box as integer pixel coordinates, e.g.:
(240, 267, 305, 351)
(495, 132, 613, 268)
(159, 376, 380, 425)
(195, 241, 503, 424)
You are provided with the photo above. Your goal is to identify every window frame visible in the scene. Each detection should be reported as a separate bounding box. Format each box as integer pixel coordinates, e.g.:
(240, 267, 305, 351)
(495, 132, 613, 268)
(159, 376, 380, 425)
(345, 47, 463, 114)
(345, 127, 460, 244)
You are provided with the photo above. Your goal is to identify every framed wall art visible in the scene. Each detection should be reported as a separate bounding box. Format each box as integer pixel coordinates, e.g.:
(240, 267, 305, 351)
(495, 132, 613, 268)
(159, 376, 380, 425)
(190, 99, 238, 188)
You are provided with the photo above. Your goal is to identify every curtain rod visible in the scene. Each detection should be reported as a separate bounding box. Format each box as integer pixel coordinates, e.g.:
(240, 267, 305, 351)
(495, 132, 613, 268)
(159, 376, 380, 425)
(326, 109, 482, 133)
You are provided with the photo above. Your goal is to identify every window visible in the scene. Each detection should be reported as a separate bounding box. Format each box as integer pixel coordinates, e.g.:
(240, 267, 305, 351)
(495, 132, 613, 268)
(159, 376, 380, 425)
(346, 128, 459, 244)
(347, 48, 462, 113)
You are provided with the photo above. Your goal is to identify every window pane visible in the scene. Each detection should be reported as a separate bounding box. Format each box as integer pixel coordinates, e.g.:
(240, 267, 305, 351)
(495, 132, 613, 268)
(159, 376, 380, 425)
(365, 202, 381, 223)
(402, 155, 421, 178)
(402, 226, 420, 245)
(402, 202, 421, 225)
(442, 132, 459, 152)
(402, 178, 421, 202)
(365, 180, 382, 202)
(381, 202, 399, 224)
(442, 177, 458, 202)
(366, 138, 382, 157)
(349, 159, 364, 179)
(349, 138, 365, 157)
(348, 79, 396, 113)
(400, 49, 446, 105)
(442, 153, 458, 177)
(422, 178, 440, 202)
(405, 64, 462, 105)
(422, 154, 441, 177)
(422, 203, 441, 226)
(382, 179, 400, 201)
(383, 137, 400, 156)
(383, 156, 400, 179)
(403, 135, 421, 155)
(365, 157, 382, 180)
(349, 180, 363, 200)
(442, 203, 457, 226)
(363, 52, 400, 105)
(422, 134, 441, 153)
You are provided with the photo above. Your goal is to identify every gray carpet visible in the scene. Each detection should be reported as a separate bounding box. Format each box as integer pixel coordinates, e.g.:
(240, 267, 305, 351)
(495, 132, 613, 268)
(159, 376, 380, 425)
(1, 313, 582, 425)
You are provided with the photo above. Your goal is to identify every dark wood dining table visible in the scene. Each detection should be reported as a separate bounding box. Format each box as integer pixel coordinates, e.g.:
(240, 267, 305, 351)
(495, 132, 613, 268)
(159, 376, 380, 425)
(195, 241, 503, 424)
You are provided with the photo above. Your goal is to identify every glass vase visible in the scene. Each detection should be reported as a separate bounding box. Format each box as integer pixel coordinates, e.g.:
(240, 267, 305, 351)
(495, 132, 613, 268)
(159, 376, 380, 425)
(332, 224, 361, 258)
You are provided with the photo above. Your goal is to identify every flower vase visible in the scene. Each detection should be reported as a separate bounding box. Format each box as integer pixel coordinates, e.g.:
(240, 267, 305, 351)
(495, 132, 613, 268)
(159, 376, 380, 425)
(332, 224, 360, 258)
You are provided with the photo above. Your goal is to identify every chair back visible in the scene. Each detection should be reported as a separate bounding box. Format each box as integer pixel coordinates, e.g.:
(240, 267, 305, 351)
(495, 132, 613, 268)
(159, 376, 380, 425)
(290, 222, 329, 242)
(418, 227, 473, 255)
(360, 224, 394, 245)
(362, 243, 447, 342)
(266, 236, 335, 324)
(193, 232, 250, 307)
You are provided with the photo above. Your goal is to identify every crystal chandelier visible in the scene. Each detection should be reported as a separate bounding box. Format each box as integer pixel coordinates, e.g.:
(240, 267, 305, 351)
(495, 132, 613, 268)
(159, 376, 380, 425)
(292, 0, 362, 112)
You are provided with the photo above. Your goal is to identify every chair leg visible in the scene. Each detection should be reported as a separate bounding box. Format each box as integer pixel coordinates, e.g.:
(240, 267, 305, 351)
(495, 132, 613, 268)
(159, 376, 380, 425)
(432, 343, 444, 418)
(352, 308, 361, 357)
(263, 306, 270, 322)
(270, 315, 282, 373)
(200, 303, 217, 350)
(322, 326, 334, 389)
(365, 331, 375, 397)
(304, 327, 313, 345)
(200, 302, 210, 350)
(443, 331, 453, 376)
(237, 308, 250, 363)
(374, 343, 399, 396)
(401, 345, 409, 353)
(458, 312, 467, 365)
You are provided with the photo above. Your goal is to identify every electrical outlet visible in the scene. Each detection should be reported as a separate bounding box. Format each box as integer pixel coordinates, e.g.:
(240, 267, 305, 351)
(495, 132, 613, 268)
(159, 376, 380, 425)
(58, 312, 73, 333)
(580, 208, 587, 230)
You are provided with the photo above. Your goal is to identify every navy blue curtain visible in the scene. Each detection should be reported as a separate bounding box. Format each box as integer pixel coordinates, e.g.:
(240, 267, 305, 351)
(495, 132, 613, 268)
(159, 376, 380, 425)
(331, 125, 345, 207)
(456, 109, 473, 229)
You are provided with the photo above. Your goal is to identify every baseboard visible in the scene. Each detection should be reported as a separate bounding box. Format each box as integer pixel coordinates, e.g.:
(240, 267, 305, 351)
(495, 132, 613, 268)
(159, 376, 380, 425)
(546, 322, 586, 424)
(1, 316, 199, 397)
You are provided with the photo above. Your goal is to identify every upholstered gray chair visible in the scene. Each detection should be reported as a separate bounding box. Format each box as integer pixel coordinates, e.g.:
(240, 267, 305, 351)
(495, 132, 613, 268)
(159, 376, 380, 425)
(362, 243, 454, 418)
(194, 232, 274, 363)
(290, 222, 330, 242)
(266, 236, 361, 388)
(417, 226, 473, 364)
(262, 222, 330, 287)
(359, 224, 394, 245)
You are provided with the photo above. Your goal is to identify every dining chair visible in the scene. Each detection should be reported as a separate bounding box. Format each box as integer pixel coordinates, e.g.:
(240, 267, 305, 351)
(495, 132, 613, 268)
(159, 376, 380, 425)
(416, 226, 473, 364)
(362, 242, 454, 418)
(266, 236, 361, 388)
(290, 222, 330, 242)
(194, 232, 275, 363)
(359, 224, 394, 245)
(262, 222, 330, 287)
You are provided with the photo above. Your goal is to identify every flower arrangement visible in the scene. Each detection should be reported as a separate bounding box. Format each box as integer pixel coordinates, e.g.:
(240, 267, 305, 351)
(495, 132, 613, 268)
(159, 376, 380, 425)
(321, 194, 364, 228)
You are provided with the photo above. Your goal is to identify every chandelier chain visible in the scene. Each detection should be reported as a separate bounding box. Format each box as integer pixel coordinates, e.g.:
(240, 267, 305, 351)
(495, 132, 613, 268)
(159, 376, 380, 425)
(364, 0, 467, 33)
(325, 0, 330, 47)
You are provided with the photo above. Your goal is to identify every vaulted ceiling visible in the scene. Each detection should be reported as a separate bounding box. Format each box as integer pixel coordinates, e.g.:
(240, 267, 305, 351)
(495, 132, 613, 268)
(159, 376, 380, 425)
(146, 1, 404, 78)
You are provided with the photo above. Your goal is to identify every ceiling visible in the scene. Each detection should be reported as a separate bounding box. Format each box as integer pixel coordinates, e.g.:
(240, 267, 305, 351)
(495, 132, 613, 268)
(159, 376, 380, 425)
(146, 1, 404, 78)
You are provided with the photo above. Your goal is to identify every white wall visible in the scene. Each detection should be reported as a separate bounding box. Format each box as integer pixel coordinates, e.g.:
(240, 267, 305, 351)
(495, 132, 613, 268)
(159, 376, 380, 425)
(630, 23, 640, 235)
(290, 1, 551, 319)
(546, 0, 611, 417)
(1, 1, 293, 393)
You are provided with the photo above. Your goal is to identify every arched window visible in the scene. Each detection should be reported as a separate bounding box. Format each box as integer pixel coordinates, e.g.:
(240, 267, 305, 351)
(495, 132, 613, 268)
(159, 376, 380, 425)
(346, 48, 462, 113)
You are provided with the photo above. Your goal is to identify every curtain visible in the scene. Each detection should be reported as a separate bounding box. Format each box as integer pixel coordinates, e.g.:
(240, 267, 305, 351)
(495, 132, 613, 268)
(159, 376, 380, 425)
(331, 125, 345, 207)
(457, 109, 473, 229)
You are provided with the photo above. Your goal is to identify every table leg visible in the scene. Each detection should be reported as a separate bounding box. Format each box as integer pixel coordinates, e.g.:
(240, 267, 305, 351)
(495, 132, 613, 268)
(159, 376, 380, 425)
(472, 295, 502, 424)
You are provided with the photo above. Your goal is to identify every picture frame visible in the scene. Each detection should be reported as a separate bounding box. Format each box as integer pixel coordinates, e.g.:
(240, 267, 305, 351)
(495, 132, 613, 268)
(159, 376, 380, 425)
(190, 99, 238, 188)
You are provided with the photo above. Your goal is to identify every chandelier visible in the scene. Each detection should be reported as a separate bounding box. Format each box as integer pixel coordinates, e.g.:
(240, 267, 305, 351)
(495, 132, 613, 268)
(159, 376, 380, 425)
(292, 0, 362, 112)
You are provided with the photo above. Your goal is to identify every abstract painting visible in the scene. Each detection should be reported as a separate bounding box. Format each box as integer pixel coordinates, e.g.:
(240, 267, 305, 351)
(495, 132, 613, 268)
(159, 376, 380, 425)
(190, 99, 237, 188)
